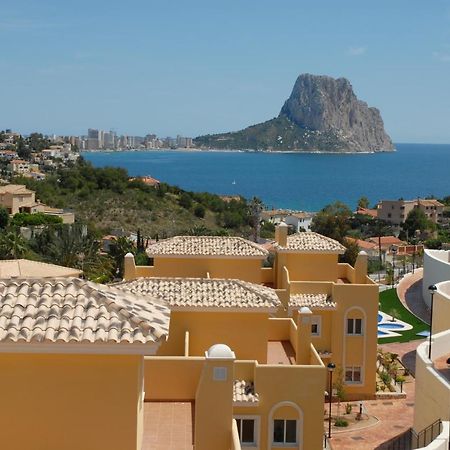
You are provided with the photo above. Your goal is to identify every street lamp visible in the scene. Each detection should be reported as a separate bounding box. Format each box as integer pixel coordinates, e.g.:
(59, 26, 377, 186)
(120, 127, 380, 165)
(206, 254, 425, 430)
(327, 362, 336, 438)
(391, 247, 397, 287)
(428, 285, 437, 359)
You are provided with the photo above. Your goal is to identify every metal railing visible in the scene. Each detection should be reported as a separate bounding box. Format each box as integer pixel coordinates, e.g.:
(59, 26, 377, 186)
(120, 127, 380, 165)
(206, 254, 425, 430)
(375, 419, 442, 450)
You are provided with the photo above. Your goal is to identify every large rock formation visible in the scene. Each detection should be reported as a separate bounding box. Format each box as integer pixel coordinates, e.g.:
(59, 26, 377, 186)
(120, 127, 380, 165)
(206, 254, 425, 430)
(194, 74, 394, 152)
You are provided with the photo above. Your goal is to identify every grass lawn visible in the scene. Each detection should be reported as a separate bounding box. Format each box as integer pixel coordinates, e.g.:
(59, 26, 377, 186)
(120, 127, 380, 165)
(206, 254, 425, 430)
(378, 288, 429, 344)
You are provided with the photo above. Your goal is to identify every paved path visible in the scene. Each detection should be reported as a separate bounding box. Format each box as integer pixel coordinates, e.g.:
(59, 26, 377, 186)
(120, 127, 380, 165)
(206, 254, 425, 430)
(329, 341, 422, 450)
(396, 269, 430, 324)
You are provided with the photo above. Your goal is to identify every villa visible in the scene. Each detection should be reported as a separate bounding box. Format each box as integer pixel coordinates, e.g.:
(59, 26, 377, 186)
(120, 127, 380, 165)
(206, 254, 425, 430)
(0, 184, 75, 223)
(0, 278, 170, 450)
(120, 224, 379, 448)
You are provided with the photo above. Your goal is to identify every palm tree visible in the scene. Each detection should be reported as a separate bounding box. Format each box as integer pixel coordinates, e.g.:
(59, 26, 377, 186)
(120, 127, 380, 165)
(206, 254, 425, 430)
(109, 236, 134, 277)
(32, 224, 113, 281)
(0, 230, 28, 259)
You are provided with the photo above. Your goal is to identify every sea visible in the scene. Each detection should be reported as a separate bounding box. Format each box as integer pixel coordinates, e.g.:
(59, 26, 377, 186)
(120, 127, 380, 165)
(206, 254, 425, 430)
(82, 143, 450, 211)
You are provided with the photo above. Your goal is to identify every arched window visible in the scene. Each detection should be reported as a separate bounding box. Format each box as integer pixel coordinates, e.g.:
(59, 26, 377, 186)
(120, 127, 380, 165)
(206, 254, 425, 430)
(268, 401, 303, 449)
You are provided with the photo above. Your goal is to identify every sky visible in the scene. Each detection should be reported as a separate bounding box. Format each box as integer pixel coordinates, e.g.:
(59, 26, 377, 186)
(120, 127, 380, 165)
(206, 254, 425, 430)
(1, 0, 450, 143)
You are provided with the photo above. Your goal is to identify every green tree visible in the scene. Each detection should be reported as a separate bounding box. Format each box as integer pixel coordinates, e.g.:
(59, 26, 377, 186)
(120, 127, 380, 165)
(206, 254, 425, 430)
(310, 201, 352, 242)
(402, 208, 432, 239)
(109, 236, 134, 278)
(194, 204, 206, 218)
(357, 196, 370, 209)
(0, 230, 29, 259)
(248, 197, 264, 242)
(0, 207, 9, 229)
(31, 224, 113, 281)
(340, 240, 360, 266)
(178, 192, 192, 209)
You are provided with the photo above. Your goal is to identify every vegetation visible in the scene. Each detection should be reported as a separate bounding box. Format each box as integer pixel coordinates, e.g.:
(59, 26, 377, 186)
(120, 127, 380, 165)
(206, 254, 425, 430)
(378, 289, 429, 343)
(11, 213, 62, 227)
(194, 116, 348, 152)
(334, 418, 349, 427)
(15, 159, 256, 237)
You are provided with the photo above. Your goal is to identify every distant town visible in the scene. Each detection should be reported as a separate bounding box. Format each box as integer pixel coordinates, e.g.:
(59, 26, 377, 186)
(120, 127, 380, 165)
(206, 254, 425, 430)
(78, 129, 194, 150)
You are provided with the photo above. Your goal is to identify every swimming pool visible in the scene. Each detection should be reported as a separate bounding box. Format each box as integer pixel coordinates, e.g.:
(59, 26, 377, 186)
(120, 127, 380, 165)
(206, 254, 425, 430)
(377, 311, 413, 338)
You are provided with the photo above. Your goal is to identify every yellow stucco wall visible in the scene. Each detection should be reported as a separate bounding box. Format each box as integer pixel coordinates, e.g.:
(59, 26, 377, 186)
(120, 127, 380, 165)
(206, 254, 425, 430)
(0, 353, 143, 450)
(233, 364, 326, 450)
(329, 283, 378, 398)
(153, 257, 264, 283)
(144, 356, 204, 400)
(276, 253, 339, 287)
(195, 357, 235, 450)
(157, 311, 270, 363)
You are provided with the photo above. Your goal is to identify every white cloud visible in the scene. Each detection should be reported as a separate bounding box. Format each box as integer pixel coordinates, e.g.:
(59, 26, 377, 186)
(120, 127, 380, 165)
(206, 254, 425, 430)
(347, 46, 367, 56)
(432, 51, 450, 62)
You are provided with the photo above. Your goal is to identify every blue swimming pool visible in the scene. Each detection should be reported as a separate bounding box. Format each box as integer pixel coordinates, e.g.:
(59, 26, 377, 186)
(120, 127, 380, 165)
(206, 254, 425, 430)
(378, 323, 406, 329)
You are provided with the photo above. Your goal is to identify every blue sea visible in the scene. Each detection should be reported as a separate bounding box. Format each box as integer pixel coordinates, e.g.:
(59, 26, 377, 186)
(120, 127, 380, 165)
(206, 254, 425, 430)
(82, 143, 450, 211)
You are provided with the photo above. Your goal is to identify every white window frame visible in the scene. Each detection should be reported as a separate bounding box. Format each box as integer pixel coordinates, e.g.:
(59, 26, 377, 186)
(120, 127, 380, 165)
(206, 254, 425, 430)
(234, 415, 259, 448)
(272, 418, 298, 447)
(344, 366, 362, 385)
(311, 315, 321, 337)
(346, 318, 363, 336)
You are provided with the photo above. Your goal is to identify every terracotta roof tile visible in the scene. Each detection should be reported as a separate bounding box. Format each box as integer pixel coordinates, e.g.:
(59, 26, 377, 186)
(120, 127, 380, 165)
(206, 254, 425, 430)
(274, 232, 346, 253)
(233, 380, 259, 404)
(289, 293, 336, 309)
(116, 277, 280, 310)
(0, 278, 169, 345)
(146, 236, 268, 258)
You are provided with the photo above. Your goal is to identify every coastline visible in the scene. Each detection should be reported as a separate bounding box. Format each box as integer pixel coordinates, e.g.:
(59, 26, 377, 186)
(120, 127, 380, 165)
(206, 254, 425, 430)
(81, 147, 396, 155)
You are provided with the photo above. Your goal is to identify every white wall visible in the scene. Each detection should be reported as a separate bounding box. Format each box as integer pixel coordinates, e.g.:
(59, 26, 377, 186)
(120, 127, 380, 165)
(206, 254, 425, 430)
(413, 330, 450, 432)
(416, 422, 449, 450)
(422, 250, 450, 308)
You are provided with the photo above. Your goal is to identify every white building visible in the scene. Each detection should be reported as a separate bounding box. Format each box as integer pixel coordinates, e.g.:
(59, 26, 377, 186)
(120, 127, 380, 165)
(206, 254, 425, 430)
(423, 249, 450, 307)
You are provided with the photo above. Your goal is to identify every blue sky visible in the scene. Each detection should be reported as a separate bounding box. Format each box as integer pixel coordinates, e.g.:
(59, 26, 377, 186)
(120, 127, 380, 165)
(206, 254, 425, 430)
(1, 0, 450, 143)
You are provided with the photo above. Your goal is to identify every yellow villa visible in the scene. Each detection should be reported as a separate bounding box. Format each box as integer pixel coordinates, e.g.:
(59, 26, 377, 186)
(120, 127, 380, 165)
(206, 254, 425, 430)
(0, 225, 379, 449)
(119, 224, 379, 448)
(0, 278, 170, 450)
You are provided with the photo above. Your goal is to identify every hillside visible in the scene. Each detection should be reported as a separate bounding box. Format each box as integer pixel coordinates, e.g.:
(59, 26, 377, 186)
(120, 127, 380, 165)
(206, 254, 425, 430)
(195, 73, 394, 153)
(16, 160, 253, 238)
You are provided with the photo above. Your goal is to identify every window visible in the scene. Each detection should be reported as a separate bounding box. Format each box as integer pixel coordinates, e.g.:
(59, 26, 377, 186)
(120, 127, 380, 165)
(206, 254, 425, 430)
(387, 213, 392, 218)
(347, 318, 363, 335)
(235, 417, 258, 447)
(345, 366, 362, 384)
(273, 419, 297, 445)
(311, 315, 321, 336)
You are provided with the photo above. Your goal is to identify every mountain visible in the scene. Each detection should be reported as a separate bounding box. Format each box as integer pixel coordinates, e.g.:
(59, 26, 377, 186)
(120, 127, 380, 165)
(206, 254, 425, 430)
(194, 74, 394, 153)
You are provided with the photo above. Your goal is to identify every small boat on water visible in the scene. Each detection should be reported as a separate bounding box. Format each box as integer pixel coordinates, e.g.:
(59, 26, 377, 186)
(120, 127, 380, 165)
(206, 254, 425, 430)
(232, 180, 236, 185)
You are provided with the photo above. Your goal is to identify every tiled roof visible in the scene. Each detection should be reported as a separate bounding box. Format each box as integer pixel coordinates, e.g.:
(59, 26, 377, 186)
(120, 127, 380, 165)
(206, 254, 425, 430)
(233, 380, 259, 404)
(146, 236, 268, 258)
(289, 293, 336, 309)
(116, 277, 280, 310)
(0, 259, 82, 279)
(0, 278, 169, 345)
(274, 232, 346, 253)
(0, 184, 33, 195)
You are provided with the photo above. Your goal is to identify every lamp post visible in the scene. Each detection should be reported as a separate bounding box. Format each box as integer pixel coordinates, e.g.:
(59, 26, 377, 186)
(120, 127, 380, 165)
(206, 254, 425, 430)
(327, 362, 336, 439)
(428, 285, 437, 359)
(391, 247, 397, 287)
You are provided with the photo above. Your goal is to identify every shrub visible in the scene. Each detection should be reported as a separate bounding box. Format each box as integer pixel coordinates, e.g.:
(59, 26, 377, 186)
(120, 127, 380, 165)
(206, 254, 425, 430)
(334, 418, 348, 427)
(345, 403, 352, 415)
(194, 204, 206, 218)
(178, 193, 192, 209)
(11, 212, 63, 227)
